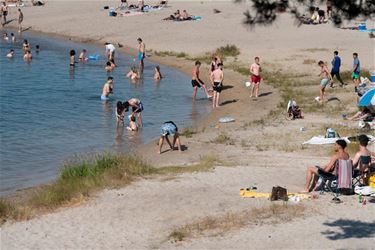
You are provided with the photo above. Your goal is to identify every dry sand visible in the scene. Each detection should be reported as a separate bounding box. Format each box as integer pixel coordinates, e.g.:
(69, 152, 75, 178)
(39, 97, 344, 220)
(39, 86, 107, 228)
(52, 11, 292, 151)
(1, 0, 375, 249)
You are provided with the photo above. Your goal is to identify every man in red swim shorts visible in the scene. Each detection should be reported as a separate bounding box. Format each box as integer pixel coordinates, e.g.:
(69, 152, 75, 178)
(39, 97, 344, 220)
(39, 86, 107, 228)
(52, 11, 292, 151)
(250, 56, 262, 98)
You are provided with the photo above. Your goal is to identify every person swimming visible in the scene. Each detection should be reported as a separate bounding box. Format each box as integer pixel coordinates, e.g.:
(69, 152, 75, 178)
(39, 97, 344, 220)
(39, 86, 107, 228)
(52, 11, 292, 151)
(3, 33, 9, 41)
(6, 49, 14, 58)
(23, 50, 32, 61)
(101, 76, 114, 101)
(154, 65, 162, 80)
(127, 115, 139, 131)
(69, 50, 76, 67)
(35, 45, 40, 53)
(126, 67, 140, 80)
(105, 61, 115, 72)
(10, 33, 15, 42)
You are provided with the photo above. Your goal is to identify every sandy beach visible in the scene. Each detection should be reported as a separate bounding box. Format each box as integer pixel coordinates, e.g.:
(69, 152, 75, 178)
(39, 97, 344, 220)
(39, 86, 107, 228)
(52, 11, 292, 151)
(1, 0, 375, 249)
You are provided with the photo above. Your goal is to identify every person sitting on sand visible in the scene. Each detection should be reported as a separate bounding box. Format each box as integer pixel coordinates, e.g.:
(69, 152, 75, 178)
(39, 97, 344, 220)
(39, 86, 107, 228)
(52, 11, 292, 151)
(31, 0, 45, 6)
(126, 67, 140, 80)
(158, 121, 181, 154)
(22, 39, 30, 53)
(101, 76, 114, 101)
(301, 139, 349, 193)
(180, 10, 191, 20)
(79, 49, 87, 61)
(123, 98, 143, 127)
(352, 135, 372, 171)
(315, 61, 333, 104)
(116, 101, 125, 127)
(105, 61, 115, 72)
(347, 107, 373, 121)
(154, 65, 162, 80)
(6, 49, 14, 58)
(23, 50, 32, 61)
(191, 61, 211, 99)
(127, 115, 138, 131)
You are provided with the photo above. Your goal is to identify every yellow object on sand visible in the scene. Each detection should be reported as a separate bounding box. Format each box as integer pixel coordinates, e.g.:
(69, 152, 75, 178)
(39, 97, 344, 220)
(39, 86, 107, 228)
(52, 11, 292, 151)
(239, 189, 311, 199)
(369, 172, 375, 188)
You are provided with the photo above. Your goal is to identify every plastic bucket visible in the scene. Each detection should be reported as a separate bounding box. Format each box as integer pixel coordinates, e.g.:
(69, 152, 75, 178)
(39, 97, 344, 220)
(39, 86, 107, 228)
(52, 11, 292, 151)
(370, 73, 375, 82)
(358, 23, 366, 30)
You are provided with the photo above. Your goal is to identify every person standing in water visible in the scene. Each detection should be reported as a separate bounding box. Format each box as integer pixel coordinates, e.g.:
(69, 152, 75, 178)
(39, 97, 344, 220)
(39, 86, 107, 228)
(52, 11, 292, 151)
(79, 49, 87, 61)
(105, 42, 116, 65)
(10, 33, 15, 42)
(191, 61, 211, 99)
(101, 76, 114, 101)
(69, 50, 76, 67)
(115, 101, 125, 127)
(154, 66, 162, 80)
(6, 49, 14, 58)
(23, 50, 32, 61)
(22, 39, 30, 53)
(18, 8, 23, 33)
(316, 60, 333, 104)
(250, 57, 262, 98)
(137, 38, 145, 72)
(210, 63, 224, 108)
(123, 98, 143, 127)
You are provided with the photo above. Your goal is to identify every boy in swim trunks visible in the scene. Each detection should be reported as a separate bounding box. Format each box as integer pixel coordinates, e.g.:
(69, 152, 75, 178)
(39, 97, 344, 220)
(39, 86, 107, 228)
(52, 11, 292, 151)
(210, 63, 224, 108)
(158, 121, 181, 154)
(123, 98, 143, 127)
(191, 61, 211, 99)
(101, 76, 114, 101)
(137, 38, 145, 72)
(250, 57, 262, 98)
(317, 61, 333, 103)
(352, 53, 360, 88)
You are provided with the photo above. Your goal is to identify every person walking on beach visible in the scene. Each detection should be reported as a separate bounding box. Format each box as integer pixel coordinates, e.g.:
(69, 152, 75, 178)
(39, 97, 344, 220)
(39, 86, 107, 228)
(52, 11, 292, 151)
(210, 63, 224, 108)
(1, 2, 8, 27)
(330, 51, 345, 87)
(191, 61, 211, 99)
(250, 57, 262, 98)
(123, 98, 144, 127)
(18, 8, 23, 33)
(158, 121, 182, 154)
(316, 61, 333, 104)
(105, 42, 116, 65)
(352, 52, 361, 88)
(101, 76, 114, 101)
(137, 38, 145, 72)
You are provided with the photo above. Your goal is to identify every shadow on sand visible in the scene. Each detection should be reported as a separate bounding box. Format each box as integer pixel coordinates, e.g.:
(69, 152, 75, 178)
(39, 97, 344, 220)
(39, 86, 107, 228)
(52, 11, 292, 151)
(322, 219, 375, 240)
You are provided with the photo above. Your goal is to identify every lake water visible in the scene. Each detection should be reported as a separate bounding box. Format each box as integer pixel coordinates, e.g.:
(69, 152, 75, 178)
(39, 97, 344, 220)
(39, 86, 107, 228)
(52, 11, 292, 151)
(0, 31, 211, 196)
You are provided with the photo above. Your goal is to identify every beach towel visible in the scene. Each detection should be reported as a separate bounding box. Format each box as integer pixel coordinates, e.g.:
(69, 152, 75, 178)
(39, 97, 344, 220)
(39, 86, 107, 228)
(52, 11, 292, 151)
(239, 189, 311, 199)
(219, 117, 235, 123)
(337, 159, 353, 189)
(303, 136, 350, 145)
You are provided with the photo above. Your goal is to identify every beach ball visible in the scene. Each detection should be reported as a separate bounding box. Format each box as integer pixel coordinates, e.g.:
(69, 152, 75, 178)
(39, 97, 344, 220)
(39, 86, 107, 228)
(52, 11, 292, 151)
(245, 81, 251, 87)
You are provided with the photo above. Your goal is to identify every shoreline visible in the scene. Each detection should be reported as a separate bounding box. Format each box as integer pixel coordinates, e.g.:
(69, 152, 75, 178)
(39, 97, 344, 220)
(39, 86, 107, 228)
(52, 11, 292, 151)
(2, 26, 276, 200)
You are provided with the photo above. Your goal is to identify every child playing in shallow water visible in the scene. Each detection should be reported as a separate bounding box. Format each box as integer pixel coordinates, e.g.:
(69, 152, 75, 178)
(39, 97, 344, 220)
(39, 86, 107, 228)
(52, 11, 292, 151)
(79, 49, 87, 61)
(116, 101, 125, 127)
(127, 115, 138, 131)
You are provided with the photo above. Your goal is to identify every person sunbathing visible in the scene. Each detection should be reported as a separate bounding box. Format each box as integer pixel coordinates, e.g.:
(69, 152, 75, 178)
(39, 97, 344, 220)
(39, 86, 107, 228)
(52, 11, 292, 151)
(180, 10, 192, 20)
(301, 139, 349, 193)
(348, 107, 373, 121)
(163, 10, 180, 20)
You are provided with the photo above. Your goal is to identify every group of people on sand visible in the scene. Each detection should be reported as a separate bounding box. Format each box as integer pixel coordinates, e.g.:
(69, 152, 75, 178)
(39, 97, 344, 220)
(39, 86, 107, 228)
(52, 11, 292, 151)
(301, 1, 334, 25)
(302, 135, 374, 193)
(164, 9, 193, 21)
(316, 51, 361, 104)
(117, 0, 167, 11)
(1, 2, 24, 32)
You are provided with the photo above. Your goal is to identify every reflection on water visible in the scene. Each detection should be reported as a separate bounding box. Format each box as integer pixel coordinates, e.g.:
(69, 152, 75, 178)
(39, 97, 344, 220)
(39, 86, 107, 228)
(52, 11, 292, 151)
(0, 30, 211, 195)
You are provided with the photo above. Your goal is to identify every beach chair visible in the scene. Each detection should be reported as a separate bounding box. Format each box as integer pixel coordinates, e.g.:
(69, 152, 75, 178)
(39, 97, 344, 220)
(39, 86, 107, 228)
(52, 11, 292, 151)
(316, 159, 353, 200)
(353, 156, 372, 186)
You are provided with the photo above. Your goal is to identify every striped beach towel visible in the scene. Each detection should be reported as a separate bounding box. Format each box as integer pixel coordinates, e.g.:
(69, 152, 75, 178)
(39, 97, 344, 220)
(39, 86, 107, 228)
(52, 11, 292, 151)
(337, 159, 353, 189)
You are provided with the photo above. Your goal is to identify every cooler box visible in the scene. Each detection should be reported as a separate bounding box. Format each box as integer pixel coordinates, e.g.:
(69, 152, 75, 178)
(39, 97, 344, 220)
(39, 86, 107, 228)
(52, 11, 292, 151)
(358, 23, 366, 30)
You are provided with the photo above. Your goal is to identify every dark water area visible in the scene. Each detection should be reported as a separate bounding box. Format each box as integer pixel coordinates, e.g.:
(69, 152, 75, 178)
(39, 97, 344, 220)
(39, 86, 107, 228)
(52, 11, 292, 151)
(0, 30, 211, 196)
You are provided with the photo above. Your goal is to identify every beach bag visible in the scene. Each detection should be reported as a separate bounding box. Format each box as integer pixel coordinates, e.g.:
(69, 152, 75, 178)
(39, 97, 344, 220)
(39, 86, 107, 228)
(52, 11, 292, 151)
(270, 186, 288, 201)
(325, 128, 339, 138)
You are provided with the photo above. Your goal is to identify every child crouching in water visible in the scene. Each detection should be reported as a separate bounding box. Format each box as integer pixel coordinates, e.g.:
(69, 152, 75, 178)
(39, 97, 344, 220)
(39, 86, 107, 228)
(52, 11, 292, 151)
(127, 115, 138, 131)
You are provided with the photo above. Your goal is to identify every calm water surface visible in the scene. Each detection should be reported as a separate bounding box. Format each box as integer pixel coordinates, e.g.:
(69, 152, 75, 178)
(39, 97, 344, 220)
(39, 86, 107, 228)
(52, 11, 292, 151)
(0, 31, 211, 195)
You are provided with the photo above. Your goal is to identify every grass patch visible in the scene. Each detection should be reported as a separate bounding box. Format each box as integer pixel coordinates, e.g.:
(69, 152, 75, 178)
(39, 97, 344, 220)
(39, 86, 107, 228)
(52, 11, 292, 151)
(179, 127, 197, 138)
(226, 62, 249, 76)
(303, 59, 316, 65)
(340, 69, 371, 83)
(1, 154, 222, 224)
(215, 44, 240, 58)
(168, 204, 306, 242)
(211, 133, 235, 145)
(301, 48, 329, 53)
(153, 51, 188, 58)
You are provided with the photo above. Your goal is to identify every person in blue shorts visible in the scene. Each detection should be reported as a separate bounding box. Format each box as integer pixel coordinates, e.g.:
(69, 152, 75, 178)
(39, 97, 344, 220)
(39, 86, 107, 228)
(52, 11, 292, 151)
(101, 77, 114, 101)
(158, 121, 182, 154)
(137, 38, 145, 72)
(123, 98, 144, 127)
